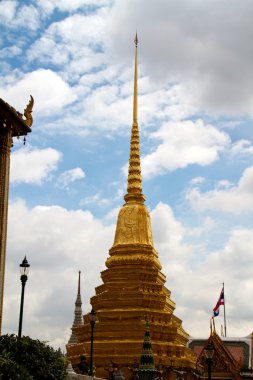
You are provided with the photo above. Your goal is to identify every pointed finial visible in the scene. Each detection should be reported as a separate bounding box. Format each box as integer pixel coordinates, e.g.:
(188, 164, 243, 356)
(78, 270, 81, 295)
(139, 319, 155, 371)
(133, 33, 138, 125)
(23, 95, 34, 127)
(134, 32, 138, 47)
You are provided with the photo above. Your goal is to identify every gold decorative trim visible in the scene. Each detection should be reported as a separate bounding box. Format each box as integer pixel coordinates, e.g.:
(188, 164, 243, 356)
(23, 95, 34, 127)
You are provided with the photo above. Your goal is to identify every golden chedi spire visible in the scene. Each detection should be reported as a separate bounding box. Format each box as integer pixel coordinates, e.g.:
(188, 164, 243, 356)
(111, 34, 156, 253)
(67, 36, 197, 378)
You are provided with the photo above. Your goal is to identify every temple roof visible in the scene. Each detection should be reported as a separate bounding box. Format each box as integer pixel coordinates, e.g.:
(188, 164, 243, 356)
(0, 96, 33, 136)
(190, 332, 245, 373)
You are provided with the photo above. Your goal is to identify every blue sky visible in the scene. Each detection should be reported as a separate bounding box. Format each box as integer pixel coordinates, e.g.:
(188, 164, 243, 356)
(1, 0, 253, 350)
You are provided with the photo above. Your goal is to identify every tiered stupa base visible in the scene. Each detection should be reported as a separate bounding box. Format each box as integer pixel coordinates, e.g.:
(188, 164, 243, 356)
(67, 245, 197, 378)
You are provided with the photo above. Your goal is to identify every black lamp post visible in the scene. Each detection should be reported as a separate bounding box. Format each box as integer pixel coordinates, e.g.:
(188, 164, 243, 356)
(18, 256, 30, 338)
(204, 342, 214, 380)
(89, 308, 96, 376)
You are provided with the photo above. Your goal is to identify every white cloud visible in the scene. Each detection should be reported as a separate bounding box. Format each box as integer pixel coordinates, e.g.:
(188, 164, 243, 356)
(37, 0, 111, 15)
(83, 73, 196, 131)
(0, 45, 22, 58)
(28, 9, 110, 69)
(216, 180, 232, 190)
(4, 199, 115, 348)
(186, 216, 216, 238)
(111, 0, 253, 116)
(10, 147, 61, 184)
(48, 11, 108, 43)
(190, 176, 205, 185)
(57, 168, 85, 188)
(28, 37, 70, 66)
(0, 1, 18, 24)
(187, 166, 253, 214)
(24, 6, 199, 135)
(79, 83, 132, 130)
(0, 69, 76, 116)
(42, 77, 196, 135)
(80, 193, 111, 207)
(151, 202, 193, 267)
(12, 5, 41, 31)
(149, 202, 253, 337)
(4, 198, 253, 350)
(141, 119, 230, 178)
(187, 227, 253, 329)
(0, 3, 40, 30)
(104, 206, 120, 222)
(230, 140, 253, 156)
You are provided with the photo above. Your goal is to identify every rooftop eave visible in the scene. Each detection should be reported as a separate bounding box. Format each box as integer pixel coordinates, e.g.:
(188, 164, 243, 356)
(0, 98, 32, 136)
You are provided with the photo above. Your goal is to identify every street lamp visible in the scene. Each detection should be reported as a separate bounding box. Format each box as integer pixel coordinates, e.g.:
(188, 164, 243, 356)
(18, 256, 30, 338)
(89, 308, 96, 376)
(204, 342, 214, 380)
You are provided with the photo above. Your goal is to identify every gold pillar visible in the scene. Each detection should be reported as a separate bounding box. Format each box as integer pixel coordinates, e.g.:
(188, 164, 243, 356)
(0, 126, 12, 333)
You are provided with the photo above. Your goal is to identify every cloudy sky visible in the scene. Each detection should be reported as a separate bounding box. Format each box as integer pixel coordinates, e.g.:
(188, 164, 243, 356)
(1, 0, 253, 351)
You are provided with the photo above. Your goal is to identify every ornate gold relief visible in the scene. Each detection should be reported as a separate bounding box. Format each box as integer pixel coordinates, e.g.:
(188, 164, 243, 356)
(23, 95, 34, 127)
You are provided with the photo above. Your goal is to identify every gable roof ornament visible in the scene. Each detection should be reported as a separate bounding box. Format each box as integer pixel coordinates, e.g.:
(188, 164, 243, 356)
(198, 332, 242, 375)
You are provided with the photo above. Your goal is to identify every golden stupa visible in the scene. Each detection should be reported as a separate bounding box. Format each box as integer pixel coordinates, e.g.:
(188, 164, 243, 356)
(67, 36, 197, 378)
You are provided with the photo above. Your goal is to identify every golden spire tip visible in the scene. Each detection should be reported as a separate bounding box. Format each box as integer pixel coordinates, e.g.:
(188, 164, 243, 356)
(134, 32, 138, 47)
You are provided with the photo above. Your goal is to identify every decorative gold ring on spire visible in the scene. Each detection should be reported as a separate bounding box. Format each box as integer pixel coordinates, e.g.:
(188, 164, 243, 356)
(124, 33, 145, 204)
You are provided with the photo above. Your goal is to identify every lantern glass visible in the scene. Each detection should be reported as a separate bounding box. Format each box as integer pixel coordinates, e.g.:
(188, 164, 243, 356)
(89, 308, 96, 322)
(20, 257, 30, 276)
(204, 342, 214, 359)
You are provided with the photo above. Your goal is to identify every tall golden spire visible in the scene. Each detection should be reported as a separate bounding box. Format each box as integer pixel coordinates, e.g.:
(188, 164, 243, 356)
(124, 33, 145, 204)
(67, 37, 198, 378)
(133, 32, 138, 125)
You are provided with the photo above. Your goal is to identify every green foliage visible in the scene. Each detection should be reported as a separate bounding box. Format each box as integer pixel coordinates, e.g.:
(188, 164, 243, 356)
(76, 354, 89, 374)
(0, 334, 66, 379)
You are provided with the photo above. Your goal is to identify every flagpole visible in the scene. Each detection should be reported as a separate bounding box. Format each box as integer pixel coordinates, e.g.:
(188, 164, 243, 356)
(223, 282, 227, 337)
(213, 317, 216, 333)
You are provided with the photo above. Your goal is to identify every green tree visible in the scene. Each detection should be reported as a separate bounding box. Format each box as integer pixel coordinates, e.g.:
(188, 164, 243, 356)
(0, 334, 66, 379)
